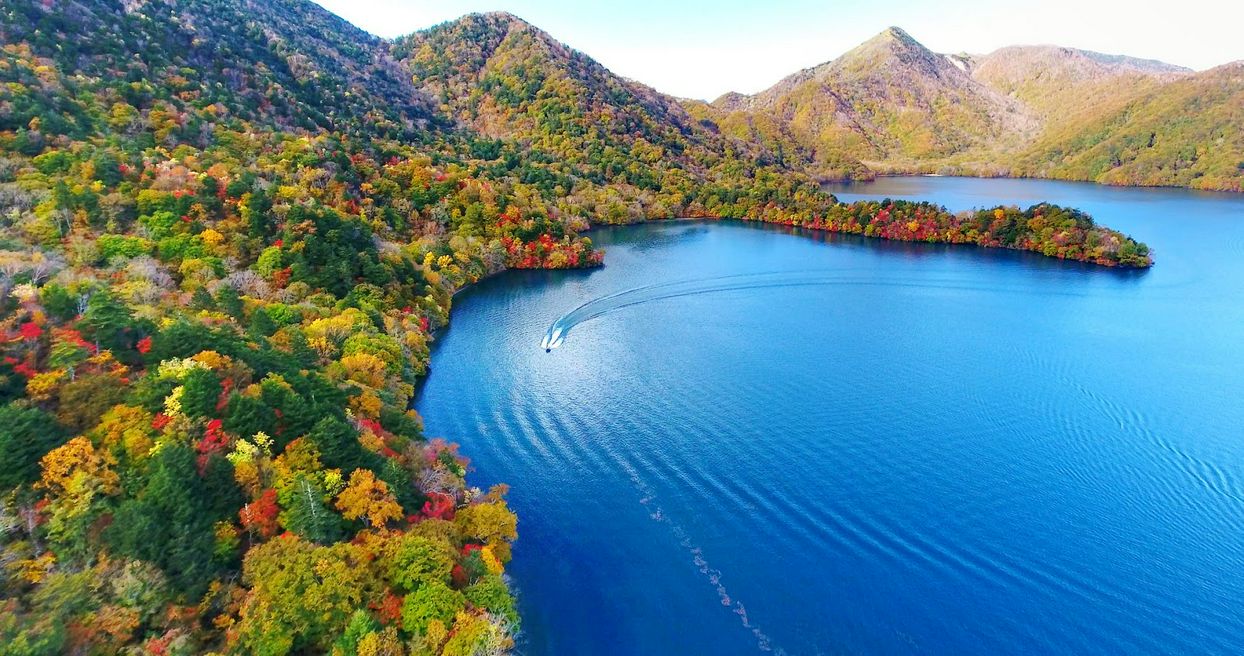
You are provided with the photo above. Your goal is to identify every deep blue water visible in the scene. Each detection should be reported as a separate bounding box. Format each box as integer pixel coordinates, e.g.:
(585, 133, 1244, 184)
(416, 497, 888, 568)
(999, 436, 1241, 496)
(416, 177, 1244, 654)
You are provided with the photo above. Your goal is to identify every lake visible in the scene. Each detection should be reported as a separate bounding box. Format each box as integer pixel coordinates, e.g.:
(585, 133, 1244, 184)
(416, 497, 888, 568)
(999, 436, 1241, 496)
(415, 177, 1244, 654)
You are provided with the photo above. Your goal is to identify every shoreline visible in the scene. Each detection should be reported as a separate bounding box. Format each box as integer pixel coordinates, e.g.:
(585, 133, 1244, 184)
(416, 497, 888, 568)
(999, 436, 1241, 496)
(581, 206, 1152, 269)
(832, 171, 1244, 195)
(412, 180, 1155, 649)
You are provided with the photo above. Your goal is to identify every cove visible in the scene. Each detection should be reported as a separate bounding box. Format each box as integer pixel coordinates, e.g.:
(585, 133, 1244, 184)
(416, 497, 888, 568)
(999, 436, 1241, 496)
(416, 177, 1244, 654)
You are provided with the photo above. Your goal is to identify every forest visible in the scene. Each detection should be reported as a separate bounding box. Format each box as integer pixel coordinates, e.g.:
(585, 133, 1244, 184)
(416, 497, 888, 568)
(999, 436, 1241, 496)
(0, 1, 1151, 655)
(735, 200, 1152, 267)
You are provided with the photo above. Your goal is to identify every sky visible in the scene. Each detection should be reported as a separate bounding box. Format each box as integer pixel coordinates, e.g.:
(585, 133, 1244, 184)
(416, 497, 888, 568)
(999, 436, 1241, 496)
(312, 0, 1244, 101)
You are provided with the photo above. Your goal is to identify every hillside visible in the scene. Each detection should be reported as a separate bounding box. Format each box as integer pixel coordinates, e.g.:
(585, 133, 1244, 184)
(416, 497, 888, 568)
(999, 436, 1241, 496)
(1013, 61, 1244, 191)
(703, 29, 1243, 191)
(0, 0, 436, 140)
(392, 12, 840, 224)
(390, 14, 1150, 265)
(701, 27, 1036, 176)
(970, 46, 1189, 111)
(0, 3, 849, 654)
(970, 46, 1186, 135)
(0, 1, 600, 653)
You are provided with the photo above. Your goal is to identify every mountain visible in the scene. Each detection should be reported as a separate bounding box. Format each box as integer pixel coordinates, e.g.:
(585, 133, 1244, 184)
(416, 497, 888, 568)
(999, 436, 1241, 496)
(702, 28, 1243, 191)
(701, 27, 1036, 176)
(970, 45, 1190, 114)
(968, 45, 1187, 143)
(391, 12, 838, 223)
(0, 0, 435, 140)
(0, 2, 574, 653)
(399, 10, 729, 161)
(1014, 61, 1244, 190)
(976, 49, 1244, 191)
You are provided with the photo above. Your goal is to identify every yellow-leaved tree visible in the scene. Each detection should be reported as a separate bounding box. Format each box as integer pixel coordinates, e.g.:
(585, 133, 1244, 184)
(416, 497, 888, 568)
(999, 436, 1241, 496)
(336, 469, 403, 529)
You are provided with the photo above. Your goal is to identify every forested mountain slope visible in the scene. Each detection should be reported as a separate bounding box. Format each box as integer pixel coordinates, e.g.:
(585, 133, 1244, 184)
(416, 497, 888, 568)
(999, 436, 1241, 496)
(969, 45, 1189, 121)
(693, 28, 1033, 178)
(0, 1, 600, 653)
(713, 27, 1036, 168)
(393, 11, 841, 224)
(0, 0, 435, 140)
(700, 28, 1243, 191)
(1011, 61, 1244, 191)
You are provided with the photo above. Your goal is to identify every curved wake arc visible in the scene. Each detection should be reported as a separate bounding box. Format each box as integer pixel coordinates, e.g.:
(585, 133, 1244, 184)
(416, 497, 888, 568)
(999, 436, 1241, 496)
(541, 269, 1016, 350)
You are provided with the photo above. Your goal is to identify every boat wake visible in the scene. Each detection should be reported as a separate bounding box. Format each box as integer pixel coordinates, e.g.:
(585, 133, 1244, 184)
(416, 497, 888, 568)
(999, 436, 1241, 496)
(541, 269, 1027, 350)
(622, 457, 787, 654)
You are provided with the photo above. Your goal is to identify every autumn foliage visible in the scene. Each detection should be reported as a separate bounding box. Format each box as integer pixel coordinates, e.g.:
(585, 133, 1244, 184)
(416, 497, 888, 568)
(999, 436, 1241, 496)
(0, 1, 1159, 654)
(743, 200, 1152, 267)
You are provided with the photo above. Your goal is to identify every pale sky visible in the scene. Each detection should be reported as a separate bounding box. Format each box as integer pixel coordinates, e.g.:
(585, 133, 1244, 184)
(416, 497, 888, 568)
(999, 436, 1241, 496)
(312, 0, 1244, 101)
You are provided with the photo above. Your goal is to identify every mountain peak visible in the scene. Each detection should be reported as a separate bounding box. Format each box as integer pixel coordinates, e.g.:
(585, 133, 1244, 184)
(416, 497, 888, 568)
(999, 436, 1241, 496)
(878, 26, 915, 41)
(832, 25, 947, 77)
(433, 11, 537, 35)
(837, 25, 939, 71)
(712, 90, 749, 110)
(861, 26, 924, 51)
(475, 10, 530, 26)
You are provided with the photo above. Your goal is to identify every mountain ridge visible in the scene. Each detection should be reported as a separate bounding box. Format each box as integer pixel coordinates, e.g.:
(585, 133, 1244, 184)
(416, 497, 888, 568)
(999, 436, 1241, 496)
(701, 26, 1036, 177)
(695, 26, 1241, 190)
(390, 10, 845, 223)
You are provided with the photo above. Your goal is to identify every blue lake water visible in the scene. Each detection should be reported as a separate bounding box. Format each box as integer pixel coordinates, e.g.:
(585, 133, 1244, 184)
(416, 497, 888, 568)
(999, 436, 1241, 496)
(416, 177, 1244, 654)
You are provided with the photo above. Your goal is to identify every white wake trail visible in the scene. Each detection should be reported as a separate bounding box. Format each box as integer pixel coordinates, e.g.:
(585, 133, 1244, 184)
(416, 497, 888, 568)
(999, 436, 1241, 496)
(540, 269, 1022, 350)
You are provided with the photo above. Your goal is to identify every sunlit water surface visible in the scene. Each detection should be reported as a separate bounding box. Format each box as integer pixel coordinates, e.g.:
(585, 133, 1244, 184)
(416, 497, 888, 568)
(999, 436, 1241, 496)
(416, 177, 1244, 654)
